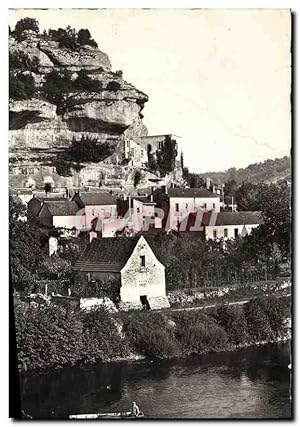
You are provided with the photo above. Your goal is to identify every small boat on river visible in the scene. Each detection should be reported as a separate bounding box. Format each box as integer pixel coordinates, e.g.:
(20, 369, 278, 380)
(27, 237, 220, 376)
(69, 411, 144, 419)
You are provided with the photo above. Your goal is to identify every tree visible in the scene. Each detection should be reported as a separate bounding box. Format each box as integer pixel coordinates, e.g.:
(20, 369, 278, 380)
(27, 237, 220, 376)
(44, 182, 52, 194)
(156, 135, 178, 176)
(9, 72, 35, 100)
(14, 17, 39, 41)
(42, 69, 73, 107)
(134, 170, 141, 188)
(9, 196, 47, 292)
(77, 29, 98, 47)
(73, 70, 102, 92)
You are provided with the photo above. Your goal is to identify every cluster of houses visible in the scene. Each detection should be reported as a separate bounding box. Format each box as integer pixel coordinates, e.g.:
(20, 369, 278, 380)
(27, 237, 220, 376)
(12, 177, 262, 311)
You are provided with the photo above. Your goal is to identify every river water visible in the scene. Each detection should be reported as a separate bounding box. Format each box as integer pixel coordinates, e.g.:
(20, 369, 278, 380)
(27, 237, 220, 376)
(20, 342, 292, 419)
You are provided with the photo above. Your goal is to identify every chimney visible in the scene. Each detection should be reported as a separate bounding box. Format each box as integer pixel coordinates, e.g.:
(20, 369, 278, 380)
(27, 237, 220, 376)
(150, 194, 153, 202)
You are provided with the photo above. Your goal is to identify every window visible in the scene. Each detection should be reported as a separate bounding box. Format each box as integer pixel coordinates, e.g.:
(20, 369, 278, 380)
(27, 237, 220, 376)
(137, 207, 140, 213)
(213, 203, 216, 209)
(224, 228, 228, 238)
(234, 228, 239, 238)
(204, 203, 207, 209)
(186, 203, 188, 209)
(175, 203, 179, 212)
(140, 255, 146, 267)
(213, 229, 217, 239)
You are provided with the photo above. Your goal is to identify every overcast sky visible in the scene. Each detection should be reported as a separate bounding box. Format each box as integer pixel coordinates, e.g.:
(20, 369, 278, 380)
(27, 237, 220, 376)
(9, 9, 291, 173)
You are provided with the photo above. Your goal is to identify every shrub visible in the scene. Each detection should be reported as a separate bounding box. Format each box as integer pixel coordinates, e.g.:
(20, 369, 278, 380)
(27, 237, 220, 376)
(81, 307, 129, 363)
(173, 311, 229, 354)
(253, 296, 291, 338)
(123, 311, 180, 358)
(42, 69, 73, 106)
(15, 302, 85, 371)
(77, 29, 98, 47)
(14, 17, 39, 41)
(67, 135, 113, 163)
(9, 51, 40, 73)
(54, 155, 72, 177)
(9, 72, 35, 100)
(106, 81, 121, 92)
(211, 304, 249, 345)
(73, 70, 102, 92)
(243, 298, 274, 342)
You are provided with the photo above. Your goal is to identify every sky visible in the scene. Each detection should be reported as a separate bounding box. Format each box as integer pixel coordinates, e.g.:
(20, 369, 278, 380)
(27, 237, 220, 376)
(9, 8, 291, 173)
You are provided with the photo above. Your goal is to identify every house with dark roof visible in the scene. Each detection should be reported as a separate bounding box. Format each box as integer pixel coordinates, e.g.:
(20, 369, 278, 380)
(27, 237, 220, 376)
(28, 195, 67, 217)
(38, 200, 85, 230)
(73, 235, 170, 311)
(202, 211, 262, 240)
(72, 191, 117, 228)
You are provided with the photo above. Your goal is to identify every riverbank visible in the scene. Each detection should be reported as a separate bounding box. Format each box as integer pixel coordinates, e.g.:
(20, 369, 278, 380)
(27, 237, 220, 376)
(14, 294, 291, 373)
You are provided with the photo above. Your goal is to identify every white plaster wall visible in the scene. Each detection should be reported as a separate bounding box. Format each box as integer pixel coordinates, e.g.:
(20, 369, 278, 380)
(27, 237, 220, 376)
(85, 204, 117, 226)
(53, 215, 86, 229)
(205, 224, 259, 240)
(120, 236, 166, 304)
(169, 196, 220, 216)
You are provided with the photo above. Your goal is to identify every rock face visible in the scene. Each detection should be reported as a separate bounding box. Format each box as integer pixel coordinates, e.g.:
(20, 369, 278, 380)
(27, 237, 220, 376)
(9, 30, 152, 189)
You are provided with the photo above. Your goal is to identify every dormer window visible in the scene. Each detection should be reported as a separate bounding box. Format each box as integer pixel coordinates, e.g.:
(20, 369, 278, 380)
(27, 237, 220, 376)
(140, 255, 146, 267)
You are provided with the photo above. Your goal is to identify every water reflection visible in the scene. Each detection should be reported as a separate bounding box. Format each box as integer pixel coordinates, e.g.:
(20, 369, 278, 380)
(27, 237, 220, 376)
(20, 342, 292, 419)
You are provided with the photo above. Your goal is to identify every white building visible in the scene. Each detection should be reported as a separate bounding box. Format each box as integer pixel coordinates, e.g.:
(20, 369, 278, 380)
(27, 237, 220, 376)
(72, 191, 117, 228)
(203, 211, 262, 240)
(74, 235, 170, 310)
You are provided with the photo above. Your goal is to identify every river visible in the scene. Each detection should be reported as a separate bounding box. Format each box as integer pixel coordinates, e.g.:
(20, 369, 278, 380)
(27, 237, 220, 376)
(20, 341, 292, 419)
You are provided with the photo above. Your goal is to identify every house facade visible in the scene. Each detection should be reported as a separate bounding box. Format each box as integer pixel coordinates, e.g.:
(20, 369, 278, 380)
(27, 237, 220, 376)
(72, 191, 118, 228)
(203, 211, 262, 240)
(38, 200, 85, 230)
(73, 235, 170, 310)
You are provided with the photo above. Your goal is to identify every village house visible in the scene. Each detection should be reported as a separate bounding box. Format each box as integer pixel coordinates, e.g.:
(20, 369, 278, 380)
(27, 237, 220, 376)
(72, 191, 118, 228)
(38, 200, 85, 230)
(73, 235, 170, 310)
(202, 211, 262, 240)
(28, 194, 67, 217)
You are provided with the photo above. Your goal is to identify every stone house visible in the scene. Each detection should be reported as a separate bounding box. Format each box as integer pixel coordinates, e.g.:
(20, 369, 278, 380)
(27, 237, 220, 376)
(73, 235, 170, 310)
(203, 211, 262, 240)
(72, 191, 117, 228)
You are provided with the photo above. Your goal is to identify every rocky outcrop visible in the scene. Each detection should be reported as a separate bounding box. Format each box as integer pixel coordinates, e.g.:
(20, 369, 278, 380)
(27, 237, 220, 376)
(9, 30, 152, 188)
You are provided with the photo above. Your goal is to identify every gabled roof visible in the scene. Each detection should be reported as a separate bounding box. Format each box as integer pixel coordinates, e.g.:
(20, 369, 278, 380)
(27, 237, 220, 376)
(168, 188, 219, 199)
(73, 236, 141, 273)
(73, 192, 117, 207)
(42, 200, 80, 216)
(202, 211, 262, 226)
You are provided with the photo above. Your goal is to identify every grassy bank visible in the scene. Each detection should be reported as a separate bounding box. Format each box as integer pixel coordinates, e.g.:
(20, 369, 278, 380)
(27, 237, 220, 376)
(14, 295, 291, 373)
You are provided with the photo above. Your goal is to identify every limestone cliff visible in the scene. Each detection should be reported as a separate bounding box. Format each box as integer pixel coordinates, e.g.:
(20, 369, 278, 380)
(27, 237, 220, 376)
(9, 28, 182, 191)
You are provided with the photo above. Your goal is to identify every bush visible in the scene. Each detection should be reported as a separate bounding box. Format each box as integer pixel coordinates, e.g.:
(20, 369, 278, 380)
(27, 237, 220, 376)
(54, 155, 72, 177)
(42, 69, 73, 106)
(253, 296, 290, 338)
(14, 17, 39, 41)
(243, 298, 274, 342)
(77, 29, 98, 47)
(9, 72, 35, 100)
(106, 81, 121, 92)
(73, 70, 102, 92)
(134, 170, 141, 187)
(15, 303, 85, 371)
(211, 304, 249, 345)
(173, 311, 229, 354)
(9, 51, 40, 72)
(81, 307, 129, 363)
(67, 135, 113, 163)
(123, 311, 180, 358)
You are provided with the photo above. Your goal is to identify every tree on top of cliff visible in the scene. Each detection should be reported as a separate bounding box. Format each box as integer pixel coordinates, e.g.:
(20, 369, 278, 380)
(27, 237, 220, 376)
(77, 28, 98, 48)
(14, 17, 39, 41)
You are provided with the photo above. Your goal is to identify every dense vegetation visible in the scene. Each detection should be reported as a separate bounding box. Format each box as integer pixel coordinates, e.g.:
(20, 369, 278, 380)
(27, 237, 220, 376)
(147, 136, 178, 176)
(9, 72, 36, 100)
(9, 51, 40, 73)
(14, 295, 290, 372)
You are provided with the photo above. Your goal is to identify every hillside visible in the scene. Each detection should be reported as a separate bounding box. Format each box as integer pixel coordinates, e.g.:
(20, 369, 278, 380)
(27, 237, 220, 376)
(196, 156, 291, 186)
